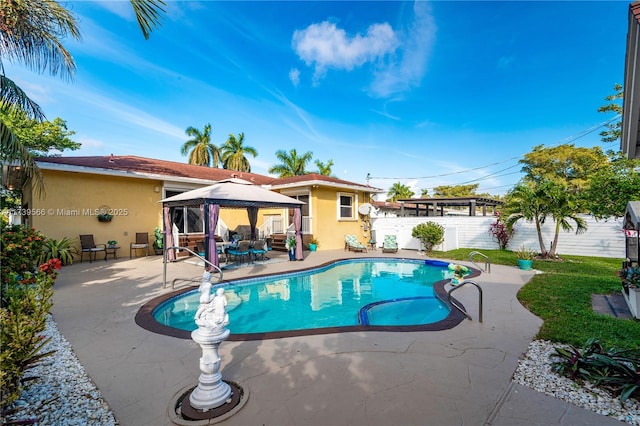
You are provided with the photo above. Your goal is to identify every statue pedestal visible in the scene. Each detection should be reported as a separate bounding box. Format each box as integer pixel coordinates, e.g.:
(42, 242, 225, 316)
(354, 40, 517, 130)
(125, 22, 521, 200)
(188, 326, 231, 411)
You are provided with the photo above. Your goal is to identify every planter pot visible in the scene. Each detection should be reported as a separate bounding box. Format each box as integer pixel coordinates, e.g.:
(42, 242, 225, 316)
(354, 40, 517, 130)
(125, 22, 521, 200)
(154, 247, 163, 255)
(623, 286, 640, 319)
(309, 243, 317, 252)
(288, 250, 296, 261)
(517, 259, 533, 270)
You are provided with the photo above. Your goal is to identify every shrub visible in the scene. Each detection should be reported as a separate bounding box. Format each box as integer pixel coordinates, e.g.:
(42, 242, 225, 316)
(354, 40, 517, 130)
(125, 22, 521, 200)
(0, 225, 60, 413)
(39, 237, 77, 266)
(0, 268, 57, 409)
(0, 225, 46, 284)
(553, 338, 640, 402)
(488, 212, 513, 250)
(411, 222, 445, 253)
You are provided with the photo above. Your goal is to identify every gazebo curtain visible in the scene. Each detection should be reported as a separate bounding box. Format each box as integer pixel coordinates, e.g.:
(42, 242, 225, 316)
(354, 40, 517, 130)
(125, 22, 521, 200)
(163, 206, 175, 262)
(247, 207, 258, 241)
(294, 207, 303, 260)
(207, 203, 220, 269)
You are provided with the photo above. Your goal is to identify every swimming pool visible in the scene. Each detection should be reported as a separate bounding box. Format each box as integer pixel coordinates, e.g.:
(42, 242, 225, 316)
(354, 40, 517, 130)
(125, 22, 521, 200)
(139, 258, 471, 340)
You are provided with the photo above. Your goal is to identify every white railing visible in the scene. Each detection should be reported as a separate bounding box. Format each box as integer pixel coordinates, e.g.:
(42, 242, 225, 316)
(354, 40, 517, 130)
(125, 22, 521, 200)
(258, 215, 312, 236)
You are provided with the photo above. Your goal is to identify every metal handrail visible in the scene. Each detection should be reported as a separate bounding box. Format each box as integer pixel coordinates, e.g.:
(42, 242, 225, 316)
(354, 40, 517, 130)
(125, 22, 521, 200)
(469, 251, 490, 273)
(447, 280, 483, 323)
(162, 246, 223, 289)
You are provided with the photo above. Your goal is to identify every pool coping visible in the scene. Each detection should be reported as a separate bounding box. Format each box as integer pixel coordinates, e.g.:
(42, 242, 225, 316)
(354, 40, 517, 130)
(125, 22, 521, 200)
(135, 257, 480, 341)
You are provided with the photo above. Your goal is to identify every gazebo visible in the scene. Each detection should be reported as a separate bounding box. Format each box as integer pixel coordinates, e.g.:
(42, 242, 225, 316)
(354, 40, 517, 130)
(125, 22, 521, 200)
(160, 178, 305, 269)
(623, 201, 640, 266)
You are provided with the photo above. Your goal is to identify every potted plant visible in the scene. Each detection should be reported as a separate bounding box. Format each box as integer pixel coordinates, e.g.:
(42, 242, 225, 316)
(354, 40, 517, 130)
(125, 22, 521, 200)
(107, 240, 117, 248)
(153, 226, 163, 255)
(514, 245, 535, 270)
(308, 237, 319, 252)
(618, 263, 640, 319)
(285, 236, 297, 260)
(97, 212, 113, 222)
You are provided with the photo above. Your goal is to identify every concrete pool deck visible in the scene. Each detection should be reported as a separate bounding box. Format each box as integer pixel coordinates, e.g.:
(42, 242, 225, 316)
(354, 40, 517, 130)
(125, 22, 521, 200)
(51, 249, 623, 425)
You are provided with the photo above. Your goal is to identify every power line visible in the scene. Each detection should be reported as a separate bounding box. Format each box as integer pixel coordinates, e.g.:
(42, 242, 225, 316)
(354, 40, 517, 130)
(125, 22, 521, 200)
(368, 115, 621, 182)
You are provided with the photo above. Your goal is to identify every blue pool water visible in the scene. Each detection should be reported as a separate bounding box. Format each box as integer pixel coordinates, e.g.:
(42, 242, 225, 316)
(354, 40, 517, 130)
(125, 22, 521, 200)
(153, 259, 455, 335)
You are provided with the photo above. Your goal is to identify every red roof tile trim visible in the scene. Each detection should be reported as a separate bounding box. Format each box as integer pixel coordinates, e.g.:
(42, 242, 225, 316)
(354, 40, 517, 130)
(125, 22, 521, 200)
(36, 155, 276, 185)
(35, 155, 376, 190)
(632, 1, 640, 25)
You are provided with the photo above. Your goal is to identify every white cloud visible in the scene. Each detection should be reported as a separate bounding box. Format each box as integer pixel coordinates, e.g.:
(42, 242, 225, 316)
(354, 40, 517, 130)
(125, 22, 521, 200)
(289, 68, 301, 87)
(291, 1, 436, 98)
(369, 1, 436, 97)
(292, 21, 398, 81)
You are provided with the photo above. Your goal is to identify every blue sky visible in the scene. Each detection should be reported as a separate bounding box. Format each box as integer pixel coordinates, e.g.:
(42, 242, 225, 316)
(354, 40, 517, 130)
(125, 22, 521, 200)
(8, 1, 628, 197)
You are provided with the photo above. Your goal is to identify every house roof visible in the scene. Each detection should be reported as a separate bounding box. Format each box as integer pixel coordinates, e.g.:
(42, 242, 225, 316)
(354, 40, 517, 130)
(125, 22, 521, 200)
(35, 155, 276, 185)
(268, 173, 383, 193)
(33, 155, 382, 192)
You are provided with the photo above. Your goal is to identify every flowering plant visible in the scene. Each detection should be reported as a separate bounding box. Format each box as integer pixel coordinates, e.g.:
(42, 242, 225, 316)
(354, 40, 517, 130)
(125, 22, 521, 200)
(1, 225, 46, 284)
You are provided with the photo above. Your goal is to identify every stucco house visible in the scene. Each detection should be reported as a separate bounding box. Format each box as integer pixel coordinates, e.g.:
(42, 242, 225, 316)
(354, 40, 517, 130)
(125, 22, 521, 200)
(622, 1, 640, 159)
(17, 155, 382, 255)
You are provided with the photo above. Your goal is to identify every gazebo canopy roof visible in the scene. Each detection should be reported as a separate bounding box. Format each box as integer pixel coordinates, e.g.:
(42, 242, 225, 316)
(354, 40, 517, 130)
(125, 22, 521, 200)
(624, 201, 640, 230)
(160, 178, 305, 208)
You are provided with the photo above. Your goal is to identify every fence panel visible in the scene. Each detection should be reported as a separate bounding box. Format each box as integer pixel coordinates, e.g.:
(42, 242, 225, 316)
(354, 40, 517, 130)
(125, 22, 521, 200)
(371, 215, 625, 258)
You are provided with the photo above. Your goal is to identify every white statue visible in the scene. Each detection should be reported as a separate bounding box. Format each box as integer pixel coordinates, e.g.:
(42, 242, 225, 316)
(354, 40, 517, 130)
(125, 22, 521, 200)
(195, 272, 229, 329)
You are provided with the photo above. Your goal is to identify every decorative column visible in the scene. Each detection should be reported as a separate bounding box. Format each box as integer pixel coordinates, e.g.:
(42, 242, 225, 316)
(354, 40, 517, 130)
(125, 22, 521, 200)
(189, 272, 231, 411)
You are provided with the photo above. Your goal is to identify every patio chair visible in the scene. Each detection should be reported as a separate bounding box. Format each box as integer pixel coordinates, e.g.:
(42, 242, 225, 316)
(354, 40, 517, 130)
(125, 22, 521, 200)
(249, 239, 267, 261)
(130, 233, 149, 258)
(227, 240, 251, 264)
(382, 234, 398, 253)
(344, 234, 367, 252)
(79, 234, 107, 263)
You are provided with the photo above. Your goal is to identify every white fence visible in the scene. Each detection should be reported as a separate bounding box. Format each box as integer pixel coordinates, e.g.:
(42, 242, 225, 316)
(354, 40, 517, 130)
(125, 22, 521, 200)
(371, 215, 626, 258)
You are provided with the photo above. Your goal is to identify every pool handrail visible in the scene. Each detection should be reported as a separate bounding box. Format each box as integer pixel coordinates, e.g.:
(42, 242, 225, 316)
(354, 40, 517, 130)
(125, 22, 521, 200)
(162, 245, 223, 289)
(469, 251, 490, 273)
(447, 280, 483, 323)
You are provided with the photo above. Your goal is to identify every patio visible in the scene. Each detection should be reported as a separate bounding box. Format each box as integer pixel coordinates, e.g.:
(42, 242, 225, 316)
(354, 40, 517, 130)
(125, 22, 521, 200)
(49, 249, 621, 425)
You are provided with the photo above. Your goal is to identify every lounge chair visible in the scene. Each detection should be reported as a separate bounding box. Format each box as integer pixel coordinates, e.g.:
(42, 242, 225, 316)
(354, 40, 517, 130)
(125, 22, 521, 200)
(79, 234, 107, 263)
(382, 234, 398, 253)
(130, 232, 149, 258)
(345, 234, 367, 252)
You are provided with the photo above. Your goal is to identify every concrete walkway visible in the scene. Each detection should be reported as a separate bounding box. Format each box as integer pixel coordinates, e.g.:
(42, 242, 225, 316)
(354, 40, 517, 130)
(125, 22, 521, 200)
(51, 249, 623, 425)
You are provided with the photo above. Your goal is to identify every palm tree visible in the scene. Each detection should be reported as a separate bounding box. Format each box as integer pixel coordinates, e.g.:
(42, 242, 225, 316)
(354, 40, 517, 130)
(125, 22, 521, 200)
(268, 149, 313, 177)
(544, 182, 587, 258)
(1, 0, 80, 193)
(502, 181, 550, 257)
(387, 182, 414, 202)
(180, 124, 220, 167)
(220, 132, 257, 172)
(1, 0, 164, 194)
(315, 159, 334, 176)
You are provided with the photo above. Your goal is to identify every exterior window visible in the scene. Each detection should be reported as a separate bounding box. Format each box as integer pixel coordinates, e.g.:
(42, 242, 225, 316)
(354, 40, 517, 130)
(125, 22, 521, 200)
(338, 193, 356, 219)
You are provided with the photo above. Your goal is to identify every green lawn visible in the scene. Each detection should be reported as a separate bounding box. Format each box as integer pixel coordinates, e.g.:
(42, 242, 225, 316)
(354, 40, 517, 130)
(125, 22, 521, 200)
(429, 248, 640, 350)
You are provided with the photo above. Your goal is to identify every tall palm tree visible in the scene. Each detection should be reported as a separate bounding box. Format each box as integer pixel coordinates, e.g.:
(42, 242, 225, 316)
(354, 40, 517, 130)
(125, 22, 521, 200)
(387, 182, 414, 202)
(180, 124, 220, 167)
(268, 149, 313, 177)
(220, 132, 257, 172)
(315, 159, 334, 176)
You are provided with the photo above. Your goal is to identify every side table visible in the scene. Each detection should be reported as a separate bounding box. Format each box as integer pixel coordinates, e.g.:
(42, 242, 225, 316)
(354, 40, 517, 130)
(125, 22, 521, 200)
(106, 246, 120, 260)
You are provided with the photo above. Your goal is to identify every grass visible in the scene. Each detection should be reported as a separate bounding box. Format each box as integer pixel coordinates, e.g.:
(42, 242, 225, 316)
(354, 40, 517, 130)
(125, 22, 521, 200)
(428, 248, 640, 350)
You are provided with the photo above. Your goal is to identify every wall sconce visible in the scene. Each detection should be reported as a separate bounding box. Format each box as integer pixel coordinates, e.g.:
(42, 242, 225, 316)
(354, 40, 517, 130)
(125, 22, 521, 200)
(154, 186, 160, 193)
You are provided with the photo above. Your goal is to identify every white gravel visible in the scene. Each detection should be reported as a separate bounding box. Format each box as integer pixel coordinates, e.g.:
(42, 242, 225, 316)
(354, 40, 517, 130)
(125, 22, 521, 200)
(4, 315, 118, 425)
(5, 319, 639, 425)
(513, 339, 640, 425)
